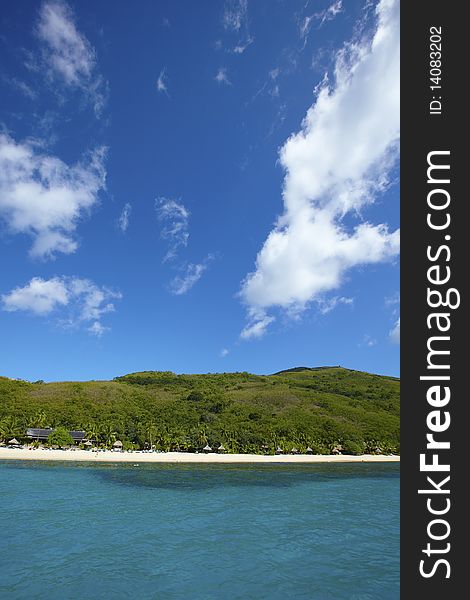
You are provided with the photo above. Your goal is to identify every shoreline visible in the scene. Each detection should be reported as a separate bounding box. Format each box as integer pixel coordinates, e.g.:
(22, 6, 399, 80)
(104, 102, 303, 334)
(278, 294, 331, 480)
(0, 447, 400, 464)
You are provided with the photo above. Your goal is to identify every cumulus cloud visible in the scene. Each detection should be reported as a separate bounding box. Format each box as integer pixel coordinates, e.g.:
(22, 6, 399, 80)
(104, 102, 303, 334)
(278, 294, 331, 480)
(156, 68, 168, 94)
(118, 203, 131, 233)
(215, 67, 231, 85)
(155, 197, 190, 262)
(0, 133, 106, 259)
(36, 0, 107, 116)
(1, 276, 121, 335)
(389, 317, 400, 344)
(240, 0, 400, 338)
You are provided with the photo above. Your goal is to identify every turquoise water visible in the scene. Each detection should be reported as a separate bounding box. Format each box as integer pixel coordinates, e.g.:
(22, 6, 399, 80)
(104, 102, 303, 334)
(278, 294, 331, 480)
(0, 461, 399, 599)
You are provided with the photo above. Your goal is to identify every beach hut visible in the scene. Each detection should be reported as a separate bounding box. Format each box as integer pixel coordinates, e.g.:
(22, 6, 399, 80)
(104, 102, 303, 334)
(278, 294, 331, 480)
(84, 440, 93, 449)
(113, 440, 123, 452)
(291, 447, 299, 455)
(332, 445, 342, 455)
(306, 447, 314, 455)
(203, 444, 212, 453)
(217, 444, 226, 453)
(275, 446, 283, 455)
(8, 438, 20, 447)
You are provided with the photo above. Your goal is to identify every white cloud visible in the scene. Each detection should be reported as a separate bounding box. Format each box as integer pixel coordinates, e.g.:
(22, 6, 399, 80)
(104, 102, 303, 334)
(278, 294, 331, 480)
(169, 262, 208, 296)
(155, 197, 190, 261)
(215, 67, 231, 85)
(223, 0, 252, 57)
(4, 77, 37, 100)
(220, 348, 230, 357)
(156, 68, 168, 94)
(385, 291, 400, 308)
(317, 296, 353, 315)
(389, 317, 400, 344)
(1, 276, 121, 335)
(223, 0, 248, 32)
(240, 309, 275, 340)
(88, 321, 109, 337)
(0, 133, 106, 259)
(362, 334, 377, 347)
(118, 203, 131, 233)
(233, 36, 254, 54)
(301, 0, 343, 39)
(1, 276, 68, 315)
(240, 0, 400, 339)
(36, 0, 106, 116)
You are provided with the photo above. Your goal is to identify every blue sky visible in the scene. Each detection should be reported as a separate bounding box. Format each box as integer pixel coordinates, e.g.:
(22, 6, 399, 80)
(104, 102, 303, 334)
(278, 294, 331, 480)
(0, 0, 400, 382)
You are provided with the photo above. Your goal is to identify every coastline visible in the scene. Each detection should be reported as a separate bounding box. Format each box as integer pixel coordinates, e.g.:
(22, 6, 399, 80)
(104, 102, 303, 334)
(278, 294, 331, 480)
(0, 447, 400, 464)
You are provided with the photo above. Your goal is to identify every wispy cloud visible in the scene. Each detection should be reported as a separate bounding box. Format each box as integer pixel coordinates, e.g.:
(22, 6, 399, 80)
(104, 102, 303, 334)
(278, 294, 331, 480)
(239, 0, 400, 339)
(215, 67, 231, 85)
(232, 36, 254, 54)
(389, 318, 400, 344)
(155, 197, 190, 261)
(222, 0, 253, 56)
(3, 77, 37, 100)
(317, 296, 353, 315)
(0, 133, 106, 259)
(361, 334, 377, 347)
(223, 0, 248, 32)
(118, 203, 131, 233)
(1, 276, 121, 335)
(385, 292, 400, 343)
(169, 257, 213, 296)
(300, 0, 343, 39)
(35, 0, 107, 116)
(156, 68, 168, 94)
(220, 348, 230, 358)
(240, 309, 275, 340)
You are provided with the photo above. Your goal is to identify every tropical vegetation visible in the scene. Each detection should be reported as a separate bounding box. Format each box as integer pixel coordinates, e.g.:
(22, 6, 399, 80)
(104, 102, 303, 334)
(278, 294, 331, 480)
(0, 367, 400, 454)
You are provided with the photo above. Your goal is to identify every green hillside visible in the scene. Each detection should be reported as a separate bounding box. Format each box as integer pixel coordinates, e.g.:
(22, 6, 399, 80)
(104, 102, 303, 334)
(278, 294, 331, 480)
(0, 367, 400, 454)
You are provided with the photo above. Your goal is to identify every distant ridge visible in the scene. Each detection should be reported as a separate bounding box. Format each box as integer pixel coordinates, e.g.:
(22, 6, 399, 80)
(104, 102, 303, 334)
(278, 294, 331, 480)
(272, 366, 341, 375)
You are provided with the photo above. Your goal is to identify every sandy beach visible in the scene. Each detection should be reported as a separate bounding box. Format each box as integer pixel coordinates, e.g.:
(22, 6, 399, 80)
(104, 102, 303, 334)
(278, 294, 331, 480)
(0, 447, 399, 464)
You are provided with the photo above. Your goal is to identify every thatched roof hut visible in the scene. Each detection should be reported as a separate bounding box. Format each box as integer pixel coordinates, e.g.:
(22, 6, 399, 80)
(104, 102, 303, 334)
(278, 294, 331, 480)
(203, 444, 212, 453)
(217, 444, 226, 452)
(275, 446, 283, 455)
(113, 440, 123, 450)
(84, 440, 93, 447)
(291, 447, 299, 455)
(8, 438, 19, 446)
(306, 447, 314, 454)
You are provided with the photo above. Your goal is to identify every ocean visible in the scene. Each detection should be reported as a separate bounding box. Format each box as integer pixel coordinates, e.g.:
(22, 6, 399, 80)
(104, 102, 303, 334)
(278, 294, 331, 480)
(0, 461, 399, 599)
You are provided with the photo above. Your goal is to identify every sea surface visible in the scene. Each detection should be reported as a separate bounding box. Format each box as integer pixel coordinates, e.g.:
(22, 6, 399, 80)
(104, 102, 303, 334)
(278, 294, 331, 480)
(0, 461, 399, 600)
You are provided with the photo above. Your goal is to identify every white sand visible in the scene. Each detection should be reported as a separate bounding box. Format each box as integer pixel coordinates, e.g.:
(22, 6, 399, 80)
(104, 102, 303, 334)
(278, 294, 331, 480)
(0, 447, 399, 464)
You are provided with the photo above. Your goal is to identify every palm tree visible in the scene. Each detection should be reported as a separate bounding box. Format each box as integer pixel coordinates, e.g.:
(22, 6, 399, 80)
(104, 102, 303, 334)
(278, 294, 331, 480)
(27, 411, 49, 429)
(0, 416, 21, 441)
(197, 428, 208, 448)
(100, 423, 117, 447)
(85, 422, 100, 445)
(143, 421, 158, 449)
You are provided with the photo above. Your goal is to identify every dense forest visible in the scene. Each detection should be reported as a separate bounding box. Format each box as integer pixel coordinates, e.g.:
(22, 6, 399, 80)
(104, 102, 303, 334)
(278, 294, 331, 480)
(0, 367, 400, 454)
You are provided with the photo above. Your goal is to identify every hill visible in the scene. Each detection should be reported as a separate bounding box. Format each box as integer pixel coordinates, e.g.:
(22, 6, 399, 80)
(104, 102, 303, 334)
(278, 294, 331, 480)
(0, 367, 400, 454)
